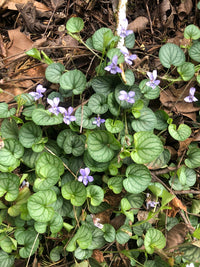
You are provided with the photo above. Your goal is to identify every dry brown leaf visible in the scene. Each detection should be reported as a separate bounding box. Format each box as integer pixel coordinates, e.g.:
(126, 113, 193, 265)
(178, 0, 193, 21)
(1, 0, 50, 11)
(128, 16, 149, 33)
(137, 210, 158, 224)
(92, 250, 104, 263)
(110, 214, 126, 230)
(159, 0, 176, 28)
(178, 129, 200, 156)
(167, 197, 187, 217)
(165, 222, 189, 251)
(7, 27, 33, 60)
(160, 88, 200, 121)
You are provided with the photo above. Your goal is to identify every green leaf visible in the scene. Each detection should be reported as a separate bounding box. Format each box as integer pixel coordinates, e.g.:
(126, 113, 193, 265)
(125, 33, 135, 49)
(184, 24, 200, 40)
(45, 63, 65, 83)
(19, 121, 42, 148)
(139, 79, 160, 99)
(27, 190, 57, 222)
(34, 166, 60, 190)
(50, 246, 63, 262)
(168, 123, 191, 141)
(59, 70, 86, 95)
(133, 222, 152, 236)
(15, 93, 34, 107)
(22, 104, 44, 118)
(92, 28, 113, 51)
(115, 83, 142, 109)
(56, 129, 74, 148)
(105, 119, 124, 133)
(49, 212, 63, 233)
(107, 48, 124, 64)
(124, 69, 135, 86)
(66, 17, 84, 33)
(154, 110, 169, 130)
(1, 118, 18, 139)
(0, 250, 15, 267)
(86, 185, 104, 206)
(108, 176, 123, 194)
(8, 187, 31, 217)
(63, 135, 85, 156)
(87, 130, 121, 162)
(36, 152, 64, 177)
(123, 164, 151, 194)
(180, 244, 200, 263)
(74, 248, 92, 261)
(146, 148, 170, 170)
(75, 106, 96, 129)
(185, 147, 200, 168)
(32, 109, 63, 125)
(87, 228, 105, 250)
(131, 132, 164, 164)
(0, 139, 24, 170)
(62, 180, 87, 206)
(144, 228, 166, 254)
(88, 93, 108, 114)
(66, 225, 92, 251)
(102, 224, 116, 242)
(22, 149, 41, 168)
(14, 228, 39, 258)
(116, 225, 132, 244)
(26, 48, 41, 60)
(84, 150, 110, 172)
(0, 234, 16, 253)
(91, 75, 120, 96)
(189, 42, 200, 62)
(121, 198, 134, 222)
(107, 92, 120, 116)
(131, 107, 157, 132)
(0, 103, 16, 118)
(177, 62, 195, 81)
(127, 193, 145, 215)
(159, 43, 185, 68)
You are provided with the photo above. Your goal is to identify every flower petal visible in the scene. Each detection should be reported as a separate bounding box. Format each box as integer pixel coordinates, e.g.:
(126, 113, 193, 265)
(189, 87, 196, 96)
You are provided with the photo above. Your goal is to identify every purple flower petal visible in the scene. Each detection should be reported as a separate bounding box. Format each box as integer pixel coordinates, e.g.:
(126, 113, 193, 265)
(84, 167, 90, 176)
(189, 87, 196, 96)
(112, 55, 118, 65)
(128, 91, 135, 97)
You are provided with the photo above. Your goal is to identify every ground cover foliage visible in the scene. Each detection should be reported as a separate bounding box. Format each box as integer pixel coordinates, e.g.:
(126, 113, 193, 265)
(1, 0, 200, 266)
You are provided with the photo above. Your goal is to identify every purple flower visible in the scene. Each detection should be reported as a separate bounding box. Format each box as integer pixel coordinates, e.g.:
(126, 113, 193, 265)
(118, 90, 135, 104)
(92, 115, 105, 127)
(146, 70, 160, 89)
(63, 107, 76, 125)
(104, 55, 122, 74)
(146, 200, 159, 210)
(118, 18, 133, 38)
(120, 46, 137, 65)
(184, 87, 198, 103)
(78, 167, 94, 186)
(29, 84, 46, 101)
(47, 97, 65, 116)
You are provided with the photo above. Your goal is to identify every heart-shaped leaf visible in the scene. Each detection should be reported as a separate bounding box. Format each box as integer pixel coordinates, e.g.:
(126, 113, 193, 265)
(66, 17, 84, 33)
(19, 121, 42, 148)
(32, 109, 63, 126)
(168, 123, 191, 141)
(123, 164, 151, 194)
(131, 132, 164, 164)
(159, 43, 185, 68)
(87, 130, 121, 162)
(88, 93, 108, 114)
(59, 70, 86, 95)
(62, 180, 87, 206)
(0, 103, 16, 118)
(86, 185, 104, 206)
(144, 228, 166, 254)
(105, 119, 124, 133)
(131, 107, 157, 132)
(45, 63, 65, 83)
(27, 190, 57, 222)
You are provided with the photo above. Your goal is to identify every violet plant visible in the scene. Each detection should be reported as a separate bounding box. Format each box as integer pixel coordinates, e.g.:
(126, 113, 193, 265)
(1, 6, 200, 267)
